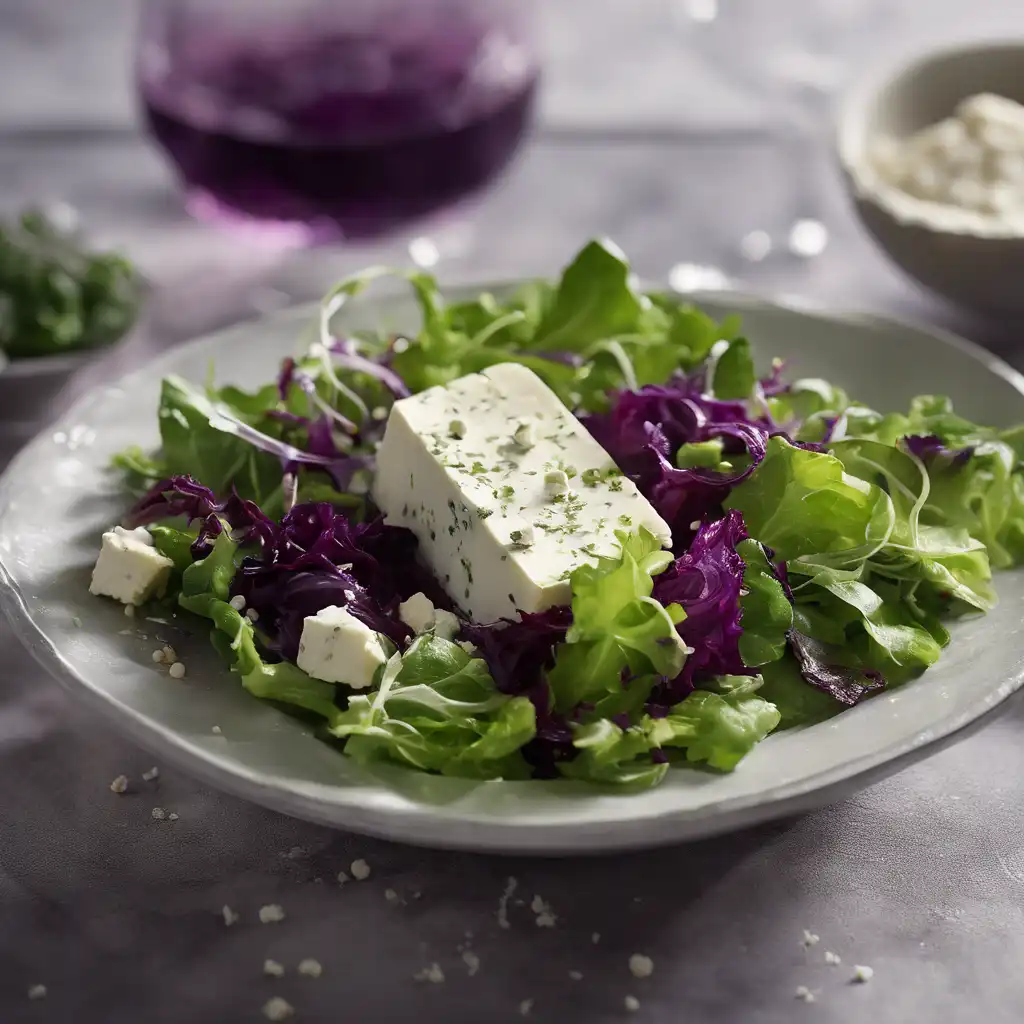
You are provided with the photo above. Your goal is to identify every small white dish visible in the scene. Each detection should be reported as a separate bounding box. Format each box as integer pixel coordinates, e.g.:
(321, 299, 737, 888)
(1, 287, 1023, 854)
(837, 41, 1024, 312)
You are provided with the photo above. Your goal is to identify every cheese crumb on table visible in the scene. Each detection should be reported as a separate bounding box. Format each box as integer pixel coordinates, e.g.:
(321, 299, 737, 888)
(259, 904, 286, 924)
(629, 954, 654, 979)
(624, 995, 640, 1012)
(795, 985, 816, 1003)
(263, 959, 284, 978)
(569, 970, 583, 981)
(350, 858, 371, 881)
(852, 965, 874, 983)
(825, 951, 842, 965)
(151, 807, 166, 820)
(262, 996, 294, 1021)
(109, 775, 129, 794)
(802, 930, 820, 947)
(27, 985, 47, 1000)
(530, 894, 556, 928)
(298, 959, 322, 978)
(222, 906, 240, 927)
(142, 766, 159, 782)
(518, 998, 534, 1016)
(461, 950, 480, 976)
(497, 876, 518, 930)
(168, 661, 186, 679)
(414, 963, 445, 984)
(336, 871, 350, 886)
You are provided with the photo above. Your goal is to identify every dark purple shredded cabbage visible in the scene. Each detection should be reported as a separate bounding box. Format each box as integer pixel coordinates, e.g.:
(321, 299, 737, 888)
(584, 374, 810, 546)
(277, 357, 297, 401)
(902, 434, 974, 468)
(233, 503, 444, 659)
(127, 476, 277, 559)
(461, 607, 575, 778)
(651, 510, 753, 703)
(788, 629, 886, 705)
(461, 607, 572, 699)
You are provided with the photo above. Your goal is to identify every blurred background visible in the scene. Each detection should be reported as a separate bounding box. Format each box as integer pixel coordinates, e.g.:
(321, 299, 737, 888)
(7, 5, 1024, 1022)
(4, 0, 1024, 383)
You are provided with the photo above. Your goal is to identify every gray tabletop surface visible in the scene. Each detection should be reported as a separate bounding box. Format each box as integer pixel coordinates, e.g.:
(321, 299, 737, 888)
(4, 1, 1024, 1021)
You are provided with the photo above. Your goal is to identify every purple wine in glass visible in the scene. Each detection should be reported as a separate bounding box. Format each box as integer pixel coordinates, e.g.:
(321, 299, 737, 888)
(137, 0, 539, 241)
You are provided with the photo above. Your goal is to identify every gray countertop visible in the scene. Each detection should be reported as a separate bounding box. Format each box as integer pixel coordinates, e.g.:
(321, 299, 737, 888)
(4, 2, 1024, 1021)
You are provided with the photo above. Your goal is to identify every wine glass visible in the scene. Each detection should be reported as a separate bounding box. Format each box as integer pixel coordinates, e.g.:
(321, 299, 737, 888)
(137, 0, 539, 245)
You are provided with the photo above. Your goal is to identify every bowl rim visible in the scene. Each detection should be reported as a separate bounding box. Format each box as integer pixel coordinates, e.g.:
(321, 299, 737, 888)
(3, 285, 1024, 852)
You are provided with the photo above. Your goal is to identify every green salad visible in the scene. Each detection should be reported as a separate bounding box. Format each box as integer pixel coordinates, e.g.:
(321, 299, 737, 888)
(88, 240, 1024, 790)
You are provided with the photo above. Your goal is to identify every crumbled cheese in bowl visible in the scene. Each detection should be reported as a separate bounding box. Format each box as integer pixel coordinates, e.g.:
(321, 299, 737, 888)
(863, 93, 1024, 235)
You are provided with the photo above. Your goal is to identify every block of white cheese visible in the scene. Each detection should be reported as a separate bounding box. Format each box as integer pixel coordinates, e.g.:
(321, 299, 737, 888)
(297, 605, 386, 688)
(90, 526, 174, 606)
(374, 363, 672, 623)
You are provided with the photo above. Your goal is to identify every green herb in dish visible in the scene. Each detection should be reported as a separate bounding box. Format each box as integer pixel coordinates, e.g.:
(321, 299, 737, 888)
(0, 208, 140, 359)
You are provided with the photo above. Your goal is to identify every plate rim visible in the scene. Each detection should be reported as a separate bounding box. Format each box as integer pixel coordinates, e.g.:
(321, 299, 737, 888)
(2, 284, 1023, 854)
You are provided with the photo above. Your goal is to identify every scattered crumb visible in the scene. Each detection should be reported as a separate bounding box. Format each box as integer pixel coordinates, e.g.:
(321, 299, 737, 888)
(142, 766, 159, 782)
(298, 959, 322, 978)
(211, 724, 222, 735)
(497, 877, 518, 930)
(72, 615, 83, 628)
(283, 846, 305, 860)
(350, 859, 371, 881)
(168, 661, 186, 679)
(384, 888, 400, 904)
(125, 604, 136, 618)
(629, 954, 654, 979)
(462, 950, 480, 977)
(109, 775, 129, 794)
(689, 520, 702, 530)
(802, 930, 820, 947)
(625, 995, 641, 1012)
(336, 871, 350, 886)
(161, 645, 177, 662)
(222, 906, 240, 926)
(262, 996, 294, 1021)
(519, 998, 534, 1016)
(151, 807, 166, 820)
(795, 986, 816, 1003)
(591, 932, 601, 945)
(259, 904, 286, 924)
(411, 890, 422, 900)
(229, 595, 246, 611)
(569, 970, 583, 981)
(825, 951, 842, 965)
(152, 649, 166, 664)
(530, 894, 556, 928)
(852, 965, 874, 983)
(247, 608, 260, 622)
(27, 984, 47, 1000)
(263, 959, 285, 978)
(414, 963, 445, 984)
(168, 812, 179, 821)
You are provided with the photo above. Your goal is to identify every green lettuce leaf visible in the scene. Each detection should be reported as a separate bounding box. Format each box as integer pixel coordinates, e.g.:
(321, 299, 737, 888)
(736, 538, 793, 667)
(329, 635, 535, 779)
(726, 436, 894, 565)
(708, 336, 755, 400)
(758, 655, 843, 728)
(648, 676, 780, 771)
(546, 527, 685, 714)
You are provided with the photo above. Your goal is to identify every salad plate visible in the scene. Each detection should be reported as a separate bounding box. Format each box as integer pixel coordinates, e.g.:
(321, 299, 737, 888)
(2, 248, 1024, 854)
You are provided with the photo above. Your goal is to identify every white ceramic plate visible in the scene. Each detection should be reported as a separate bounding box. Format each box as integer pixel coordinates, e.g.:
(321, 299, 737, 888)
(2, 287, 1023, 854)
